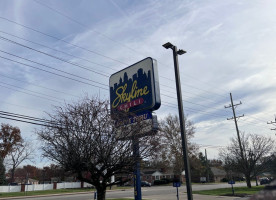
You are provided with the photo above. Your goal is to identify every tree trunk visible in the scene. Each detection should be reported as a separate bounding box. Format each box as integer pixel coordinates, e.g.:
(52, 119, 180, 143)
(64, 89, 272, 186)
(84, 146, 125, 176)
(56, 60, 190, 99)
(96, 186, 106, 200)
(245, 174, 251, 188)
(11, 167, 15, 183)
(255, 176, 258, 186)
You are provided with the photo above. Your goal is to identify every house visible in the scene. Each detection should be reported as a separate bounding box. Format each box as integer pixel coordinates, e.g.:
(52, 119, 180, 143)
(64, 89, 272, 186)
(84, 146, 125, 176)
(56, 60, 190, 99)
(27, 178, 39, 185)
(211, 167, 226, 182)
(141, 169, 180, 184)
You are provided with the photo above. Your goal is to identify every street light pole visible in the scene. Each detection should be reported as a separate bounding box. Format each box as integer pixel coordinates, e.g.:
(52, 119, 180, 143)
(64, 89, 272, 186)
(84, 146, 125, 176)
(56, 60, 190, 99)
(163, 42, 193, 200)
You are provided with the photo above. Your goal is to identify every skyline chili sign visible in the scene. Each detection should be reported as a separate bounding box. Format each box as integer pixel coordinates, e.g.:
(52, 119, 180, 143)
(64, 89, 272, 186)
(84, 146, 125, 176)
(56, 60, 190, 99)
(109, 57, 161, 116)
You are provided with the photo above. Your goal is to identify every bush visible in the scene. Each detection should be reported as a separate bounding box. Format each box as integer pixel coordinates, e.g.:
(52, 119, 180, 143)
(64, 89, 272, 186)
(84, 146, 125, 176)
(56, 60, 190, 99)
(153, 179, 167, 185)
(221, 177, 229, 182)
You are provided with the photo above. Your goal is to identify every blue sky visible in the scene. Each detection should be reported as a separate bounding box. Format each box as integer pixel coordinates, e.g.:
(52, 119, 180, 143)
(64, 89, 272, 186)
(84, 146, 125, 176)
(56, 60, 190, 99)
(0, 0, 276, 167)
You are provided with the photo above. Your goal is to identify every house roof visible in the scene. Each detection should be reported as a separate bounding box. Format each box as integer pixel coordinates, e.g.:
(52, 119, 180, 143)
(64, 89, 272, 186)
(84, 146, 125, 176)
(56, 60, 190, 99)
(141, 170, 156, 175)
(211, 167, 226, 176)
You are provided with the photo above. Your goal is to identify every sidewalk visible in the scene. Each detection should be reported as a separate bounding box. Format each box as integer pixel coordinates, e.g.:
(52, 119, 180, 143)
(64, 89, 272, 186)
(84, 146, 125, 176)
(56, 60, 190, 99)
(144, 193, 244, 200)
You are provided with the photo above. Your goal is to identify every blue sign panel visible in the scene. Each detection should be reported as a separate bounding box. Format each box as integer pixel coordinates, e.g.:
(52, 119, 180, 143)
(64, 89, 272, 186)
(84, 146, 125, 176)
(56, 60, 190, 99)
(109, 57, 161, 116)
(228, 180, 235, 184)
(173, 182, 181, 187)
(115, 111, 152, 127)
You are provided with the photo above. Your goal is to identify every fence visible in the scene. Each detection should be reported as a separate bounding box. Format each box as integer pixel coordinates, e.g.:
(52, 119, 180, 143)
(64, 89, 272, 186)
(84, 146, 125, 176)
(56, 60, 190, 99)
(0, 182, 93, 193)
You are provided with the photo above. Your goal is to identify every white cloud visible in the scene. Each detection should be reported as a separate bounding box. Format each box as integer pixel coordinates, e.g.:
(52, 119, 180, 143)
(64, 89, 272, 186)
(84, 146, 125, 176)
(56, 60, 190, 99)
(0, 0, 276, 166)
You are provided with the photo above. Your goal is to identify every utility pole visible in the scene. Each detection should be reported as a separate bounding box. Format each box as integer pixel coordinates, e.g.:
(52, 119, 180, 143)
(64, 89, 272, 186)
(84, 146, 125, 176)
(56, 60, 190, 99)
(205, 149, 209, 183)
(267, 116, 276, 135)
(163, 42, 193, 200)
(225, 93, 245, 161)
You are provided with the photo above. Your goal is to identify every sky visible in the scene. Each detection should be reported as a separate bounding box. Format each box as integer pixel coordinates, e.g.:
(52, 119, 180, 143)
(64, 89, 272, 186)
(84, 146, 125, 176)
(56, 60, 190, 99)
(0, 0, 276, 168)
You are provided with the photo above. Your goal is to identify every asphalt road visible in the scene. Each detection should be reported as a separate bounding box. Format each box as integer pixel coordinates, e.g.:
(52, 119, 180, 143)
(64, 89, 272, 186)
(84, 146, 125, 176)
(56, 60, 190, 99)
(9, 182, 249, 200)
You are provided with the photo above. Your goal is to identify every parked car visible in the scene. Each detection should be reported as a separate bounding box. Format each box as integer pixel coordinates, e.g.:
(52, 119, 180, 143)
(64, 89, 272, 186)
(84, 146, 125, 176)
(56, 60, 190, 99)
(260, 177, 270, 185)
(8, 182, 18, 186)
(141, 181, 151, 187)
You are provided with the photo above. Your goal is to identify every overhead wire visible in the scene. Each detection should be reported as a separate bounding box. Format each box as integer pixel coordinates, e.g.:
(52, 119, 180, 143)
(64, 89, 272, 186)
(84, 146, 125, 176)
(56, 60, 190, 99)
(0, 30, 117, 71)
(0, 50, 229, 114)
(0, 17, 229, 102)
(0, 100, 45, 112)
(0, 73, 79, 98)
(32, 0, 230, 98)
(0, 14, 237, 126)
(0, 83, 62, 104)
(0, 52, 227, 116)
(0, 31, 227, 105)
(0, 110, 55, 124)
(161, 101, 229, 118)
(162, 93, 228, 113)
(0, 36, 110, 77)
(0, 81, 65, 102)
(0, 16, 127, 65)
(0, 115, 57, 127)
(0, 49, 108, 88)
(0, 55, 109, 91)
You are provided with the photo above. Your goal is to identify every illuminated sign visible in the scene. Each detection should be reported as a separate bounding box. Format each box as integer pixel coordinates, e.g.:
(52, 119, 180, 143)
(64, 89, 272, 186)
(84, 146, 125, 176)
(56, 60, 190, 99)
(109, 57, 161, 115)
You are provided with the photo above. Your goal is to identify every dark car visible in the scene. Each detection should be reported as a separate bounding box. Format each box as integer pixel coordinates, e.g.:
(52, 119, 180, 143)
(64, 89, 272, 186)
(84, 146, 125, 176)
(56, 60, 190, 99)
(9, 182, 18, 186)
(260, 178, 270, 185)
(141, 181, 151, 187)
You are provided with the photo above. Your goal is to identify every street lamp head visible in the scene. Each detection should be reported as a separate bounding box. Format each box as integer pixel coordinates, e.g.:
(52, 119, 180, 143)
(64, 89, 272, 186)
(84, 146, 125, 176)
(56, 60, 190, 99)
(177, 49, 186, 55)
(162, 42, 174, 49)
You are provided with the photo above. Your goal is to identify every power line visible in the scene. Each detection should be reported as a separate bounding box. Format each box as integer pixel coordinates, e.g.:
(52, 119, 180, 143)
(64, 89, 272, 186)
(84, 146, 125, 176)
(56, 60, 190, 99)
(1, 53, 227, 115)
(0, 30, 117, 71)
(0, 73, 79, 98)
(0, 17, 230, 102)
(0, 55, 109, 91)
(162, 101, 228, 118)
(0, 49, 108, 88)
(0, 100, 45, 112)
(0, 110, 54, 124)
(32, 0, 230, 98)
(0, 51, 228, 113)
(160, 75, 228, 99)
(0, 36, 110, 77)
(161, 85, 225, 105)
(0, 115, 55, 127)
(0, 31, 229, 106)
(0, 83, 62, 104)
(0, 81, 65, 102)
(32, 0, 144, 61)
(162, 93, 227, 113)
(0, 16, 128, 65)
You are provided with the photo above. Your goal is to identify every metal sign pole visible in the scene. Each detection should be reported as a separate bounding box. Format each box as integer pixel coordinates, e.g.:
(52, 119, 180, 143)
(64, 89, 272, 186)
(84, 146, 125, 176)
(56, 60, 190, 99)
(133, 138, 142, 200)
(176, 187, 179, 200)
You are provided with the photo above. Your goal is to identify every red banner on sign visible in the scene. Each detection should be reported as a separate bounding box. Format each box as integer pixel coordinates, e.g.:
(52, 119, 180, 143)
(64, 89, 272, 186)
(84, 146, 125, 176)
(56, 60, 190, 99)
(117, 98, 144, 111)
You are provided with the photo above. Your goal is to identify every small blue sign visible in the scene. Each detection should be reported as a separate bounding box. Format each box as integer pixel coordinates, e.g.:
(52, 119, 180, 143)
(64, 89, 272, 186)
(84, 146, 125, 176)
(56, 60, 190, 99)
(173, 182, 181, 187)
(228, 180, 235, 184)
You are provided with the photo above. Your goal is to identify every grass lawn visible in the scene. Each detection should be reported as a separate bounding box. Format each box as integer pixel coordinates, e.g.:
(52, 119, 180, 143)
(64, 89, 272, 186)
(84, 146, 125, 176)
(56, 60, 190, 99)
(0, 187, 134, 198)
(193, 186, 265, 197)
(0, 188, 145, 200)
(0, 188, 95, 198)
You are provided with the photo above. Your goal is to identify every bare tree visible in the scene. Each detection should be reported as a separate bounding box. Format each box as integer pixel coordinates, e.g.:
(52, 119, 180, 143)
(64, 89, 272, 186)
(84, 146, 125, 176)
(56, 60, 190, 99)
(6, 141, 34, 183)
(157, 114, 198, 176)
(37, 97, 159, 200)
(219, 132, 274, 188)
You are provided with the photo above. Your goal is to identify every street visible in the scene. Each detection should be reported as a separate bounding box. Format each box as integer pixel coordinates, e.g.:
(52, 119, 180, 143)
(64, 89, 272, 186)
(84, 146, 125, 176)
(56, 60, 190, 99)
(8, 182, 249, 200)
